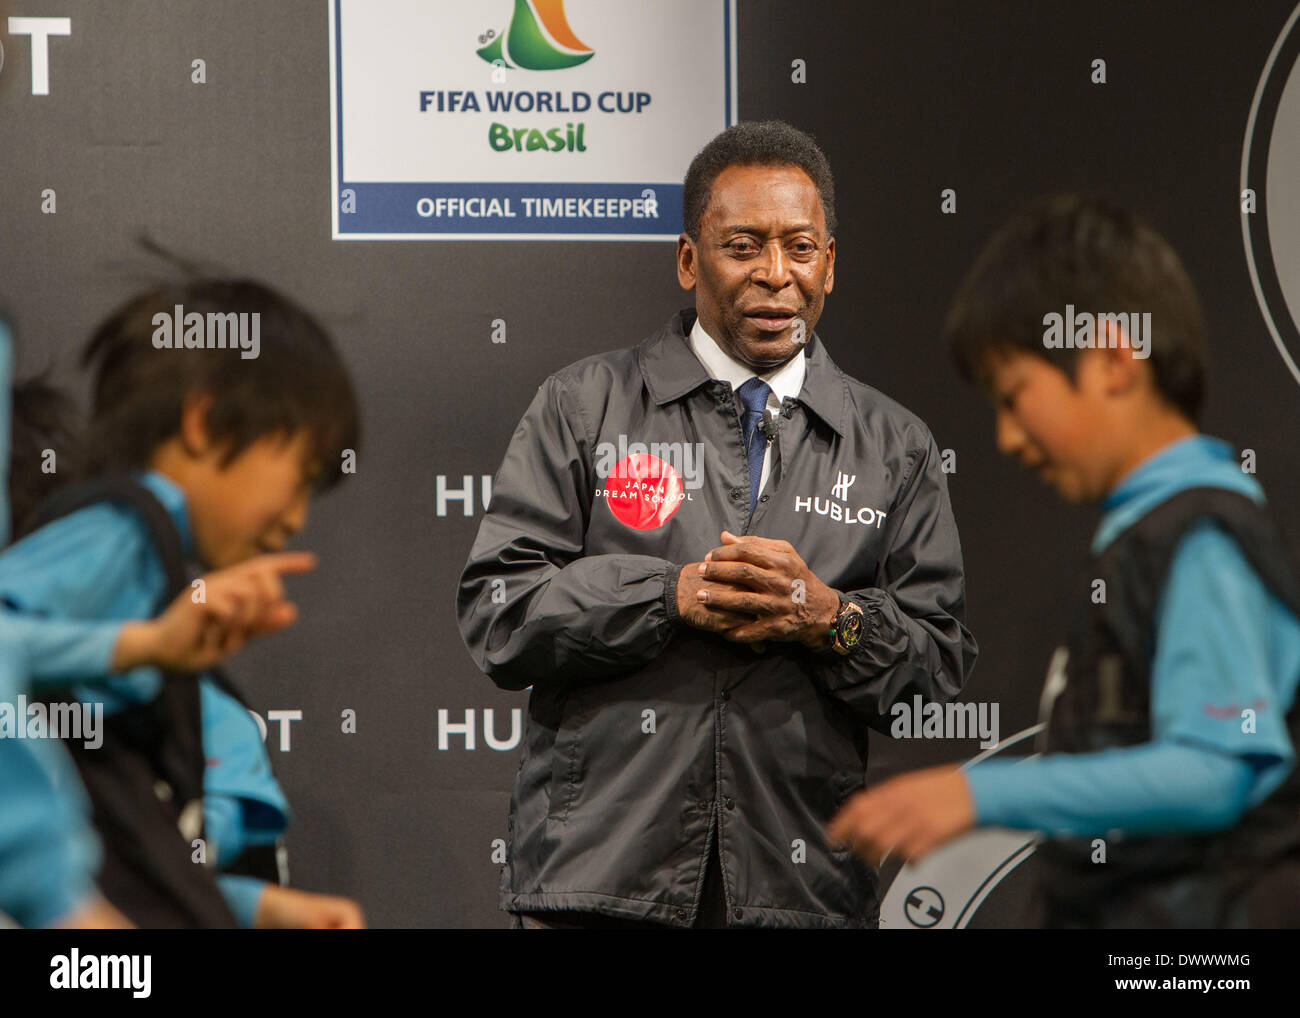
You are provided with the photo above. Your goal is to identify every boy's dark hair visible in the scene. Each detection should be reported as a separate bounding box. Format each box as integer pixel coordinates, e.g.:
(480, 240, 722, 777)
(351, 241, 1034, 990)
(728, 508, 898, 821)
(944, 193, 1208, 422)
(81, 278, 359, 488)
(9, 374, 80, 539)
(682, 120, 836, 242)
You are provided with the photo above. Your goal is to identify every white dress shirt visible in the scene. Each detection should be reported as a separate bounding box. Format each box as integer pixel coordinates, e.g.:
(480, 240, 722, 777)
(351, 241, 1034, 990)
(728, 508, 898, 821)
(688, 317, 805, 496)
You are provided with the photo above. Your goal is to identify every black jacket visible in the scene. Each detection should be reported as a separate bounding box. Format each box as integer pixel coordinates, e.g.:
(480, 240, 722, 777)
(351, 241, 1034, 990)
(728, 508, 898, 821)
(456, 308, 977, 927)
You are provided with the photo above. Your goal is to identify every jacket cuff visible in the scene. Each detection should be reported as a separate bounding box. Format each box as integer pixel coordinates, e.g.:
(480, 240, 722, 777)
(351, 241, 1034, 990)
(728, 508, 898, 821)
(663, 563, 685, 627)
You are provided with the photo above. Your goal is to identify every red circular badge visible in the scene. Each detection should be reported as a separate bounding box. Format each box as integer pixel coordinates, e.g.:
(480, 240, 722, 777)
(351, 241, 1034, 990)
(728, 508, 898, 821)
(603, 453, 685, 530)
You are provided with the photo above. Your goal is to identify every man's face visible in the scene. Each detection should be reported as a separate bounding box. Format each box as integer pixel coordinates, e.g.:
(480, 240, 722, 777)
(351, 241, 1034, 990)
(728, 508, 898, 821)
(677, 164, 835, 372)
(981, 348, 1114, 503)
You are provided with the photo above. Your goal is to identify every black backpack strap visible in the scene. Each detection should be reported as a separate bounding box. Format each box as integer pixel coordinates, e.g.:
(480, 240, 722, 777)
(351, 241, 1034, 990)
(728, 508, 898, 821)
(27, 474, 237, 928)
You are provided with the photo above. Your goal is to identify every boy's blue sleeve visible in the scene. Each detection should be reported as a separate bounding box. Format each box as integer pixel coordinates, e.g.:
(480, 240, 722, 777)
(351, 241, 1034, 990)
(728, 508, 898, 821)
(1149, 523, 1300, 801)
(966, 743, 1256, 835)
(0, 505, 151, 617)
(204, 794, 243, 867)
(967, 521, 1300, 835)
(0, 612, 122, 685)
(216, 875, 266, 929)
(0, 507, 165, 709)
(200, 679, 289, 865)
(201, 678, 286, 930)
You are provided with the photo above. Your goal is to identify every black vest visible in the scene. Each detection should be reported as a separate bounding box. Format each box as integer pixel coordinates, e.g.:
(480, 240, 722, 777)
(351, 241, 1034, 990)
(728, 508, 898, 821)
(28, 476, 240, 928)
(1035, 486, 1300, 928)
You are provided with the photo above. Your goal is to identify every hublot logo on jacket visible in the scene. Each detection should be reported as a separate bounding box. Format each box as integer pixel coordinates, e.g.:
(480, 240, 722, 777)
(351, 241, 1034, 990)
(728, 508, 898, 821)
(794, 471, 888, 528)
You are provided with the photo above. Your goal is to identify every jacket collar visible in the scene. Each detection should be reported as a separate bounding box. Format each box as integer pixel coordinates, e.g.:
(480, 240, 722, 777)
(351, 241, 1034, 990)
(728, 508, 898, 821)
(638, 308, 849, 438)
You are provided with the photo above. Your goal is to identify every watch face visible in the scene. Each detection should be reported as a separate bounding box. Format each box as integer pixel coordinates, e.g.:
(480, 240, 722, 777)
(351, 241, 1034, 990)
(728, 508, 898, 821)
(839, 609, 864, 647)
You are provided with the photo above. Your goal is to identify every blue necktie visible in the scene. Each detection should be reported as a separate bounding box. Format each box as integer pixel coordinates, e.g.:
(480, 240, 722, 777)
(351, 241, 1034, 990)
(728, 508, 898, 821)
(737, 377, 772, 517)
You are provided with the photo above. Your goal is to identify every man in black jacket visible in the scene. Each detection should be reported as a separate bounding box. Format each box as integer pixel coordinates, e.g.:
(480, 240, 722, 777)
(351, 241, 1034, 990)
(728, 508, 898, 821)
(456, 120, 977, 928)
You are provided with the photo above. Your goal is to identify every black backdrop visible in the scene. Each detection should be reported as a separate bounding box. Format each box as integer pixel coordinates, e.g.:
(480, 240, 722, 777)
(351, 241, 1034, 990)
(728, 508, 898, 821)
(2, 1, 1298, 927)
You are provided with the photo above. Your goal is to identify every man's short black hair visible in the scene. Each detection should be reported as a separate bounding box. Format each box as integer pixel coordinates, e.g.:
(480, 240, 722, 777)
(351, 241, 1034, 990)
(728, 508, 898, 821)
(682, 120, 836, 242)
(944, 193, 1208, 422)
(81, 278, 359, 489)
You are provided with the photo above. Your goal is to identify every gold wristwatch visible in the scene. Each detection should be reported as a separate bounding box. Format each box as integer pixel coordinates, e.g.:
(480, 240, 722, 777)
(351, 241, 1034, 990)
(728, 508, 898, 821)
(828, 596, 866, 656)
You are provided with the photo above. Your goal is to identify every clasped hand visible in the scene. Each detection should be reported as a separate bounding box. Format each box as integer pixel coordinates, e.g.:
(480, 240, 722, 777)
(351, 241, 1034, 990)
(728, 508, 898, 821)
(675, 530, 839, 649)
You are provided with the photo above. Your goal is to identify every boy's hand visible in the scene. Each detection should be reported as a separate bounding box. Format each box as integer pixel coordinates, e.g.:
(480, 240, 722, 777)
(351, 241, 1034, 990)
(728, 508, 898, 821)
(111, 552, 317, 673)
(827, 765, 976, 866)
(254, 885, 366, 929)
